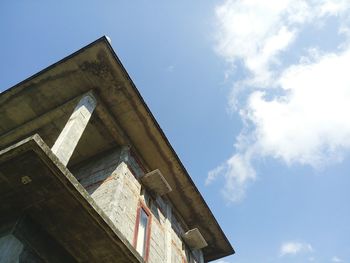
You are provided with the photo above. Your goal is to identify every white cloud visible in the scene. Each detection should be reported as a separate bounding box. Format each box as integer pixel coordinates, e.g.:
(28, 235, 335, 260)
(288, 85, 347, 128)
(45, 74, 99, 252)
(215, 0, 350, 86)
(332, 256, 344, 262)
(215, 0, 298, 85)
(206, 164, 225, 185)
(280, 241, 313, 256)
(208, 0, 350, 202)
(248, 48, 350, 166)
(222, 152, 256, 202)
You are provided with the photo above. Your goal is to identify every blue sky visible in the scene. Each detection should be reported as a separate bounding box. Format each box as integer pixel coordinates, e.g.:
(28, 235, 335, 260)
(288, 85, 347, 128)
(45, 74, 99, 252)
(1, 1, 350, 263)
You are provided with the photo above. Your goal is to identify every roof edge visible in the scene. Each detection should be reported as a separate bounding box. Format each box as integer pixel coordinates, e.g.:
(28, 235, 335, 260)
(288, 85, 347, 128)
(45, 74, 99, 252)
(101, 37, 235, 259)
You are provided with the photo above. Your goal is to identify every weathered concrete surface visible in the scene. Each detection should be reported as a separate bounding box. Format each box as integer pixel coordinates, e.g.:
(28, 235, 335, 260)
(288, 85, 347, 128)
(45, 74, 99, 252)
(72, 147, 203, 263)
(140, 169, 172, 196)
(13, 215, 75, 263)
(73, 147, 140, 245)
(0, 135, 143, 263)
(164, 203, 172, 263)
(0, 36, 234, 261)
(51, 92, 96, 166)
(147, 205, 166, 263)
(183, 228, 208, 250)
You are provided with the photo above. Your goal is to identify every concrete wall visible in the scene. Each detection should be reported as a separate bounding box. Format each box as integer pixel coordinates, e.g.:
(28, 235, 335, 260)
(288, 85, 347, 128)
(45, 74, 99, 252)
(170, 213, 203, 263)
(73, 147, 204, 263)
(140, 195, 167, 263)
(73, 147, 140, 244)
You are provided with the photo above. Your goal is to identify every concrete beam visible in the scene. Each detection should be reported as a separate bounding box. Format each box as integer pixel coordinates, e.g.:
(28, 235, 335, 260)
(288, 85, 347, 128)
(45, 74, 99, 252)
(94, 94, 150, 171)
(51, 92, 96, 166)
(94, 97, 128, 146)
(0, 95, 81, 149)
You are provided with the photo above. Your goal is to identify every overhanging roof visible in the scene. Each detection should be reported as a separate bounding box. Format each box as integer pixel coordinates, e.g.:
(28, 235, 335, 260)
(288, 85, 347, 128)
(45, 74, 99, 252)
(0, 36, 234, 261)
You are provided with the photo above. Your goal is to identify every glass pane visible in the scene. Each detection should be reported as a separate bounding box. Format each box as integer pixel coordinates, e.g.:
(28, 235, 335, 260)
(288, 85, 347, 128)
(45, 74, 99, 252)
(136, 208, 148, 257)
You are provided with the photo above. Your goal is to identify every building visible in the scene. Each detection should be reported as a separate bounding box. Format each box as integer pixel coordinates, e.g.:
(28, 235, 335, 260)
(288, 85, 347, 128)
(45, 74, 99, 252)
(0, 37, 234, 262)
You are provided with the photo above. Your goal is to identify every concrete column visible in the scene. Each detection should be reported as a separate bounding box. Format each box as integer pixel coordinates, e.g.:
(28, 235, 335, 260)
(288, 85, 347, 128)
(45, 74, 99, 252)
(164, 202, 172, 263)
(51, 93, 96, 166)
(0, 235, 23, 263)
(198, 250, 204, 263)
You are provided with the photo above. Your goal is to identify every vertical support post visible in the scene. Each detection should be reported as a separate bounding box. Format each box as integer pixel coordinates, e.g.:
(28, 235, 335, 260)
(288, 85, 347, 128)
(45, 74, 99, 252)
(165, 202, 172, 263)
(51, 92, 96, 166)
(198, 249, 205, 263)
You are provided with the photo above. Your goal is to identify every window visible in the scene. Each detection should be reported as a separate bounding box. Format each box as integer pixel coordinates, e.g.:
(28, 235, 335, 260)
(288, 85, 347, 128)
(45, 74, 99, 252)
(133, 203, 151, 260)
(184, 244, 201, 263)
(141, 188, 161, 222)
(136, 208, 148, 256)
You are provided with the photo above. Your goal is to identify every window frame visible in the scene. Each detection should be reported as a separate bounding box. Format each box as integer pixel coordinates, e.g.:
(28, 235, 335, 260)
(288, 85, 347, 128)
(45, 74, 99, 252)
(133, 200, 152, 261)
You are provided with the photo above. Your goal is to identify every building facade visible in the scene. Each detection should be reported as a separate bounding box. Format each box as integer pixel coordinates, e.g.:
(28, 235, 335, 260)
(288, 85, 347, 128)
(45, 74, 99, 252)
(0, 37, 234, 262)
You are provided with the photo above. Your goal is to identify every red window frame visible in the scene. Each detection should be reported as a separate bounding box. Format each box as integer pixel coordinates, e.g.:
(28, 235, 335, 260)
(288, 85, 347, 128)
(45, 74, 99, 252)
(133, 201, 152, 261)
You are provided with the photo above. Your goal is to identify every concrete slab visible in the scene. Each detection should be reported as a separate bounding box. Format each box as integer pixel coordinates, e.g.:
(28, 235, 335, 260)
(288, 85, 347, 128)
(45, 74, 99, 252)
(0, 134, 143, 263)
(140, 169, 172, 196)
(183, 228, 208, 250)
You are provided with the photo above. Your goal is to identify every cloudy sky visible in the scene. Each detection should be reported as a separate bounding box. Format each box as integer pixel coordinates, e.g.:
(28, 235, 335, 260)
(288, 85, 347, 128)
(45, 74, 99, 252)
(1, 1, 350, 262)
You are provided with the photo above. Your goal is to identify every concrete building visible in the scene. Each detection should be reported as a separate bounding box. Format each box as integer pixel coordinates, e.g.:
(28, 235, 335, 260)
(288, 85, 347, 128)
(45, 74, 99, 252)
(0, 37, 234, 263)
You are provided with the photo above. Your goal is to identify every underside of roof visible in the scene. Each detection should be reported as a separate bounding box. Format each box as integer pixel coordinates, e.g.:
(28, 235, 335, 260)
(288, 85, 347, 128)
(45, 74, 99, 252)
(0, 36, 234, 261)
